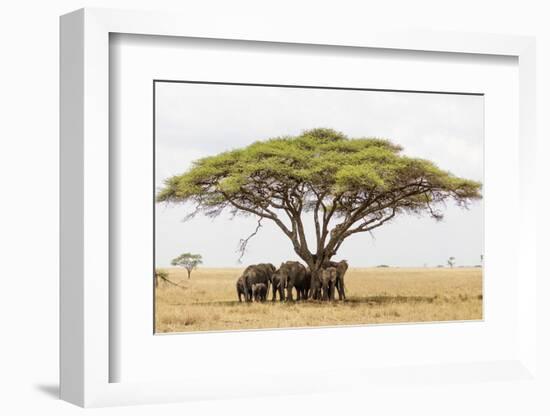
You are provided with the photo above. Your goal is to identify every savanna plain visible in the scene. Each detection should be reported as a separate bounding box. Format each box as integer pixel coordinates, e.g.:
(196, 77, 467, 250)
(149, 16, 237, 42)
(155, 267, 483, 333)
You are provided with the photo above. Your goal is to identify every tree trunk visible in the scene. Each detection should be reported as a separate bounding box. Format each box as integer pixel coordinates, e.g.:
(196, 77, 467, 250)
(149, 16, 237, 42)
(187, 269, 191, 279)
(293, 244, 340, 300)
(307, 249, 334, 300)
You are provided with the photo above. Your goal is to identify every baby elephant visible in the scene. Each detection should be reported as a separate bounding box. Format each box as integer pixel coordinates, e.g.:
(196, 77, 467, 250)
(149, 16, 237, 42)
(252, 283, 268, 302)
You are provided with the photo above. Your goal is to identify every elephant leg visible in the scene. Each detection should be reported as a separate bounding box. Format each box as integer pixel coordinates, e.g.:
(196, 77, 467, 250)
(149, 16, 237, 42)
(316, 282, 322, 300)
(336, 280, 343, 300)
(341, 280, 346, 300)
(309, 281, 317, 300)
(329, 283, 336, 301)
(286, 284, 294, 301)
(324, 283, 332, 301)
(309, 279, 316, 300)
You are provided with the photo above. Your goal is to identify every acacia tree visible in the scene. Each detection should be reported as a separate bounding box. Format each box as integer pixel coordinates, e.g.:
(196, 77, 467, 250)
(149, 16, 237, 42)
(447, 256, 456, 268)
(171, 253, 203, 279)
(157, 128, 481, 279)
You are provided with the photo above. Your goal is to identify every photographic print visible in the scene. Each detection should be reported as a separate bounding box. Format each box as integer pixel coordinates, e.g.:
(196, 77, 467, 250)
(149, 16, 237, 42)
(154, 81, 483, 333)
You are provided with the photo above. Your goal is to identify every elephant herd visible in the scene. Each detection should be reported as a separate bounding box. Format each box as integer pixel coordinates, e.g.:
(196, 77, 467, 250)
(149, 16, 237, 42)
(236, 260, 349, 303)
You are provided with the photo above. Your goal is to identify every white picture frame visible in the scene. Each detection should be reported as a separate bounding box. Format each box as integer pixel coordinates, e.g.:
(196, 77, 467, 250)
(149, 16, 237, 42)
(60, 7, 538, 408)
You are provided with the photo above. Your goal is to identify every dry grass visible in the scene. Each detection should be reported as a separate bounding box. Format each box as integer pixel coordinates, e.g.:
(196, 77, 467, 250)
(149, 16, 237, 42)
(155, 267, 483, 333)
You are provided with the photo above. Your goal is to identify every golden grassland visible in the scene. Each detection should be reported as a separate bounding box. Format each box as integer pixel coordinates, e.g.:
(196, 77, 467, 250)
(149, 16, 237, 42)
(155, 267, 483, 333)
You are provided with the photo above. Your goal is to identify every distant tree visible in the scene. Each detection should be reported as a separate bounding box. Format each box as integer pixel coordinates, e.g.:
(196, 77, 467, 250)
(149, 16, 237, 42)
(171, 253, 203, 279)
(447, 256, 456, 268)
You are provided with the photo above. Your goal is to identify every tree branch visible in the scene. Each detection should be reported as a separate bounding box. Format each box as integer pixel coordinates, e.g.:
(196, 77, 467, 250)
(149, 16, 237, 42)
(157, 275, 188, 290)
(237, 217, 263, 263)
(332, 208, 397, 254)
(221, 191, 293, 239)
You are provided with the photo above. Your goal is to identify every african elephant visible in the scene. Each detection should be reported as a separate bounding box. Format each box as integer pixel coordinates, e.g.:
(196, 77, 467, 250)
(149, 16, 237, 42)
(241, 263, 276, 302)
(308, 267, 322, 300)
(271, 271, 285, 302)
(276, 261, 309, 301)
(324, 260, 349, 300)
(236, 276, 246, 302)
(320, 267, 338, 301)
(252, 283, 267, 302)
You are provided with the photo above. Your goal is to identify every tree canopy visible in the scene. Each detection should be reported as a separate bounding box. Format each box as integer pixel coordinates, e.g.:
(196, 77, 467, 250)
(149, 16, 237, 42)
(157, 128, 481, 271)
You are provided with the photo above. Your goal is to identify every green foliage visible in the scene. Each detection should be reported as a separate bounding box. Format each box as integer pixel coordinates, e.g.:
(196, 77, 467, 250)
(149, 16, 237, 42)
(157, 128, 482, 266)
(157, 128, 481, 211)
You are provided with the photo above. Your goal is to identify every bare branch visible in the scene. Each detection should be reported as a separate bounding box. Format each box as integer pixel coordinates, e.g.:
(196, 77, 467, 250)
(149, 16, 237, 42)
(236, 218, 263, 263)
(156, 275, 188, 290)
(424, 193, 444, 220)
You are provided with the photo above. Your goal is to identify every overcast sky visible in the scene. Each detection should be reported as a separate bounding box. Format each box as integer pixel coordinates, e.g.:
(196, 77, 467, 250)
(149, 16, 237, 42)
(155, 82, 483, 268)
